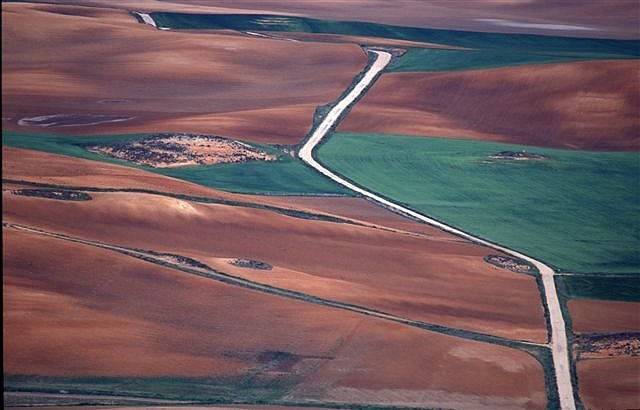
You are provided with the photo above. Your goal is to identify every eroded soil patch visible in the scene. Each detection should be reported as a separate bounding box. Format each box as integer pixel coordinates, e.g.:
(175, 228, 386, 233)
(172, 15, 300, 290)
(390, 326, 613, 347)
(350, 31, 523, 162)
(484, 255, 538, 274)
(487, 151, 547, 162)
(86, 134, 276, 168)
(230, 259, 273, 270)
(18, 114, 133, 127)
(574, 332, 640, 359)
(11, 189, 91, 201)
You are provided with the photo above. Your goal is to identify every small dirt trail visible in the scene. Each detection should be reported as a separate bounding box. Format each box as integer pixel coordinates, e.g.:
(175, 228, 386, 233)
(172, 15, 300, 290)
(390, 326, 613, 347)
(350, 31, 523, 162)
(298, 49, 576, 410)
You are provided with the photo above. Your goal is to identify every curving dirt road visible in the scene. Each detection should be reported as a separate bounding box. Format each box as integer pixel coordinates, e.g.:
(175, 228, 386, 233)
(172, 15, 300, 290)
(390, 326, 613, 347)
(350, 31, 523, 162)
(299, 49, 576, 410)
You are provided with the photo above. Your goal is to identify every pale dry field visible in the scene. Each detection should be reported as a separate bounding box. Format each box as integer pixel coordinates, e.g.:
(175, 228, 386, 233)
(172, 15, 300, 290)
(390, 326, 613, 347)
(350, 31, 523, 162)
(339, 60, 640, 151)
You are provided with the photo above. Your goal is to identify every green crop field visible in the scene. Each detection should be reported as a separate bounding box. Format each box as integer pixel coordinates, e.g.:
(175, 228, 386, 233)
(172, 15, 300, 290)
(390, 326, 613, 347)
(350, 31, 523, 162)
(317, 132, 640, 274)
(388, 48, 598, 72)
(4, 374, 293, 404)
(2, 131, 349, 196)
(151, 13, 638, 74)
(558, 275, 640, 302)
(151, 13, 640, 60)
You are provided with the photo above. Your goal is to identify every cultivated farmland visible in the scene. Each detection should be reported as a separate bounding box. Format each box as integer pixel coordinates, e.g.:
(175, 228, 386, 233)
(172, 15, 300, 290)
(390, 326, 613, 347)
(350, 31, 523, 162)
(2, 184, 548, 343)
(3, 1, 639, 408)
(339, 60, 640, 151)
(576, 356, 640, 410)
(568, 299, 640, 334)
(156, 0, 640, 39)
(2, 132, 350, 195)
(2, 3, 366, 144)
(149, 12, 639, 58)
(3, 197, 549, 409)
(317, 133, 640, 274)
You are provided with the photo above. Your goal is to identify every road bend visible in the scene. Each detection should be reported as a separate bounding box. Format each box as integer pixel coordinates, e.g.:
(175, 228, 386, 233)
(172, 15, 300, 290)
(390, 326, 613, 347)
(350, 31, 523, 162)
(299, 49, 576, 410)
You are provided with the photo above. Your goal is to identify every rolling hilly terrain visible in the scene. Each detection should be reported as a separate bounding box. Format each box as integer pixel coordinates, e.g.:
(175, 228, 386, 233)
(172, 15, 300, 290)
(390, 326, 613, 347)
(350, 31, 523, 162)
(3, 1, 639, 410)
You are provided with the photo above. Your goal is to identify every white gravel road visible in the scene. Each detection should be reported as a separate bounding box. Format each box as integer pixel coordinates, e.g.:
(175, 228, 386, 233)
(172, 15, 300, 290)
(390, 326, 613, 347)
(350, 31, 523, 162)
(298, 49, 576, 410)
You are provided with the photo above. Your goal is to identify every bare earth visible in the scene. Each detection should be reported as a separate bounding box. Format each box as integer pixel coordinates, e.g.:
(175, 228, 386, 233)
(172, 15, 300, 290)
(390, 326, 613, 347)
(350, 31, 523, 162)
(569, 299, 640, 334)
(2, 2, 366, 144)
(3, 228, 547, 409)
(7, 2, 634, 408)
(573, 333, 640, 359)
(5, 405, 337, 410)
(259, 31, 465, 49)
(2, 185, 547, 344)
(122, 0, 640, 39)
(576, 357, 640, 410)
(86, 134, 275, 168)
(339, 60, 640, 151)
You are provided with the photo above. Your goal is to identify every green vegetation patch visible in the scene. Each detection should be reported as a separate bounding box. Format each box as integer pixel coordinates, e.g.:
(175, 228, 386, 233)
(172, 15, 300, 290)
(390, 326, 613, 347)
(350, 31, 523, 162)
(150, 13, 640, 60)
(2, 131, 349, 196)
(4, 375, 445, 409)
(154, 159, 347, 195)
(388, 48, 599, 72)
(559, 275, 640, 302)
(3, 375, 291, 404)
(318, 133, 640, 274)
(151, 13, 638, 74)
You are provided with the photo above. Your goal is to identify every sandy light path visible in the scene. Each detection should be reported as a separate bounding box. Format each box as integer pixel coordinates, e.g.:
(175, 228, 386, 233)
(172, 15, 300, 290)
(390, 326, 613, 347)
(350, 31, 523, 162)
(132, 11, 157, 28)
(299, 49, 576, 410)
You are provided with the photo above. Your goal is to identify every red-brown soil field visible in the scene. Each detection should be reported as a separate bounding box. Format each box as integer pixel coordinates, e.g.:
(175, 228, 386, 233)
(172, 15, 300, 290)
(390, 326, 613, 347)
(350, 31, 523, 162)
(136, 0, 640, 39)
(576, 357, 640, 410)
(339, 60, 640, 151)
(2, 147, 242, 200)
(260, 32, 463, 49)
(2, 185, 547, 343)
(569, 299, 640, 334)
(2, 147, 548, 343)
(1, 147, 475, 239)
(256, 194, 468, 238)
(5, 1, 638, 408)
(17, 0, 640, 40)
(3, 228, 547, 409)
(2, 147, 478, 238)
(2, 2, 366, 144)
(11, 406, 338, 410)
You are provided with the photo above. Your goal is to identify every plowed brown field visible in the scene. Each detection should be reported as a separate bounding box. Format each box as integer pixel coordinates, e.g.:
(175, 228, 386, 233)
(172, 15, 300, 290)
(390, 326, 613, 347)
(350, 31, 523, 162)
(339, 60, 640, 151)
(569, 299, 640, 333)
(576, 357, 640, 410)
(1, 147, 472, 238)
(3, 228, 547, 409)
(2, 3, 366, 143)
(260, 32, 462, 49)
(132, 0, 640, 39)
(2, 174, 547, 343)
